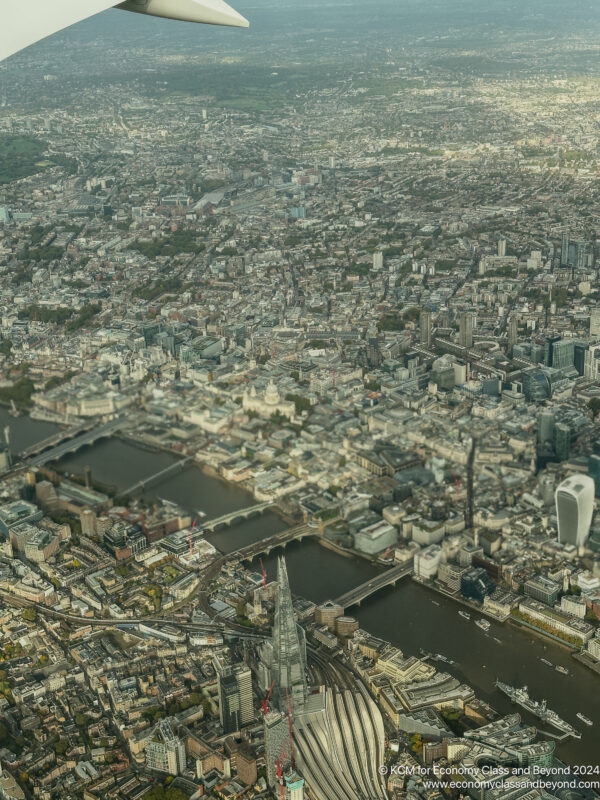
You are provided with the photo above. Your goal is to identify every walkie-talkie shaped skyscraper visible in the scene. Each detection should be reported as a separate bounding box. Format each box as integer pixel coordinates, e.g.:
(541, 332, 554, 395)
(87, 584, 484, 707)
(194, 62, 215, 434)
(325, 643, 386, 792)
(271, 555, 307, 712)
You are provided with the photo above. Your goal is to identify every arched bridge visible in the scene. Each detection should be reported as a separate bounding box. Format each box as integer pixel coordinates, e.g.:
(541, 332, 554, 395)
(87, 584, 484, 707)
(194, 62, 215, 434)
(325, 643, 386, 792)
(203, 501, 276, 532)
(24, 416, 130, 467)
(232, 523, 317, 562)
(20, 420, 95, 459)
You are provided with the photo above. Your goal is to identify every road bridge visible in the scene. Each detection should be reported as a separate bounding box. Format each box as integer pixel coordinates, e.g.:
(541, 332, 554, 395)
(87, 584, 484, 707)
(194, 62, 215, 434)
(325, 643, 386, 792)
(25, 416, 130, 467)
(4, 523, 317, 640)
(232, 523, 317, 562)
(334, 563, 412, 610)
(203, 501, 276, 532)
(20, 421, 95, 459)
(122, 456, 194, 495)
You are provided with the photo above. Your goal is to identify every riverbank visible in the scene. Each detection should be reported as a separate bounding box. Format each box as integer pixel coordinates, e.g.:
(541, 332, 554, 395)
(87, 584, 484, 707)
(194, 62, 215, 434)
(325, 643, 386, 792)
(118, 429, 302, 527)
(508, 614, 577, 652)
(573, 651, 600, 677)
(5, 406, 599, 766)
(411, 574, 507, 620)
(410, 573, 597, 657)
(318, 538, 356, 559)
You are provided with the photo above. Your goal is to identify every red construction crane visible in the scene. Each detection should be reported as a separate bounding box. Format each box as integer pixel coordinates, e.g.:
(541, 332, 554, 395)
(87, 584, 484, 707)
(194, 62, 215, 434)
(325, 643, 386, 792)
(275, 738, 288, 800)
(261, 680, 275, 715)
(275, 759, 285, 800)
(286, 689, 294, 769)
(187, 518, 197, 557)
(451, 470, 462, 499)
(260, 557, 267, 589)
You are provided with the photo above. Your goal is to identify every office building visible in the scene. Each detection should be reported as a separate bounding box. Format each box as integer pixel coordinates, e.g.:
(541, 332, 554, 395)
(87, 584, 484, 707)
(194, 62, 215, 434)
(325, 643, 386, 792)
(561, 231, 570, 266)
(315, 600, 344, 629)
(219, 673, 241, 733)
(458, 312, 474, 348)
(573, 341, 588, 376)
(590, 308, 600, 337)
(543, 335, 561, 367)
(145, 720, 186, 776)
(508, 315, 518, 347)
(354, 520, 397, 555)
(549, 338, 574, 369)
(414, 544, 442, 580)
(522, 369, 551, 403)
(235, 665, 253, 725)
(589, 454, 600, 498)
(560, 594, 587, 618)
(218, 665, 254, 733)
(270, 556, 307, 712)
(555, 475, 595, 548)
(523, 575, 561, 605)
(537, 411, 555, 446)
(420, 310, 432, 348)
(553, 423, 570, 462)
(482, 378, 500, 397)
(460, 567, 495, 602)
(584, 343, 600, 380)
(80, 508, 96, 537)
(431, 362, 455, 391)
(0, 500, 44, 536)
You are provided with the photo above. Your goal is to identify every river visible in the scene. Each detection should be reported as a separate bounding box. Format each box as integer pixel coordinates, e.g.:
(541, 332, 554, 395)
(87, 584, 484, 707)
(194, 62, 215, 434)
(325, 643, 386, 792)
(2, 408, 599, 767)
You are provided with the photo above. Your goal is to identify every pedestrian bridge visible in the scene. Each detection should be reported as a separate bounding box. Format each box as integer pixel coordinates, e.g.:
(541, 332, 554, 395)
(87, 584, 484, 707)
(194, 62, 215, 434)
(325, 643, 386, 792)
(122, 456, 194, 496)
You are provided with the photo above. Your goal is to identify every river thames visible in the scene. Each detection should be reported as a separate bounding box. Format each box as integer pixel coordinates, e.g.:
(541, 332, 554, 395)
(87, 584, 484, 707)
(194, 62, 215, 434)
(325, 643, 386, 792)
(2, 408, 599, 767)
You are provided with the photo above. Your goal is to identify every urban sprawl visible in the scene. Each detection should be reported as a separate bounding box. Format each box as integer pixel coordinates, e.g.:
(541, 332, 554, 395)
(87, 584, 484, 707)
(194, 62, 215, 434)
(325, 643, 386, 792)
(1, 15, 600, 800)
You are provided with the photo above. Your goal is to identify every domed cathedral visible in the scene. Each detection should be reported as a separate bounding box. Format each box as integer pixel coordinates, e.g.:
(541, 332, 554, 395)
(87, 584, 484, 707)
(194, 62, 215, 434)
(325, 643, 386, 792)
(242, 379, 295, 419)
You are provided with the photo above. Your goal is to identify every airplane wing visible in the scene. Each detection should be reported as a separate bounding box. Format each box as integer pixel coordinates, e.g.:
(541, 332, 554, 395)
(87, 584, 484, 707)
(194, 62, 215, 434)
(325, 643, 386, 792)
(0, 0, 248, 64)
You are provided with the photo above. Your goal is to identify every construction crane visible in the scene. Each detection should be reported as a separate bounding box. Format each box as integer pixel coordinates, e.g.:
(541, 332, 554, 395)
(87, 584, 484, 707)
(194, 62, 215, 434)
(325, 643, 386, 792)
(450, 469, 462, 500)
(273, 691, 295, 800)
(261, 680, 275, 715)
(275, 739, 288, 800)
(286, 689, 295, 769)
(259, 558, 267, 589)
(187, 518, 197, 558)
(466, 438, 476, 530)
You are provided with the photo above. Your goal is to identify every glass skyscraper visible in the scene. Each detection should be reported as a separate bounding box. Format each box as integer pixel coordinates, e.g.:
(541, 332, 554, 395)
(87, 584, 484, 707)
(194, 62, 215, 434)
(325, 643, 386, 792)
(555, 475, 595, 548)
(271, 555, 308, 712)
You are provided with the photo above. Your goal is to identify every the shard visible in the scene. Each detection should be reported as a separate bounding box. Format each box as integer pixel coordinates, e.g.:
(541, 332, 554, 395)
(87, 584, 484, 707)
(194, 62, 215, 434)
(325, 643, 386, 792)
(271, 555, 308, 712)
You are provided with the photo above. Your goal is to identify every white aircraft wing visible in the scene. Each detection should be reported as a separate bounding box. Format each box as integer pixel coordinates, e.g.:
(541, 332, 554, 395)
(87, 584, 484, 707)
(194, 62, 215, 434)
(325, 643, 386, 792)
(1, 0, 120, 62)
(0, 0, 248, 63)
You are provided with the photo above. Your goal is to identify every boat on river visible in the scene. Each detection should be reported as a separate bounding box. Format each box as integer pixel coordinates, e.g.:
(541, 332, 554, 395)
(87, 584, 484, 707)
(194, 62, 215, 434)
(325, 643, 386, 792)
(495, 681, 580, 738)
